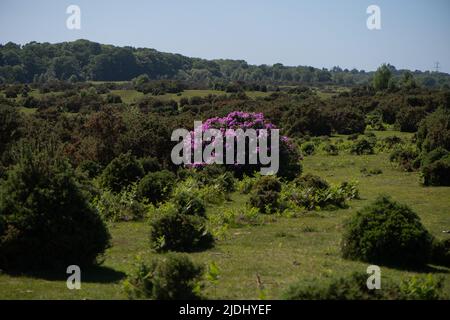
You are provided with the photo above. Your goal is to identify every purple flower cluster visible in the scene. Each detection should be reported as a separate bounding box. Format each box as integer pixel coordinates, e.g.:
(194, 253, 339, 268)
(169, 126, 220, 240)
(187, 111, 295, 167)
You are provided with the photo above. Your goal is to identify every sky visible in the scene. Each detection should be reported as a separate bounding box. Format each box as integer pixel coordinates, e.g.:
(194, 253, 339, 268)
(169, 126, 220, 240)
(0, 0, 449, 73)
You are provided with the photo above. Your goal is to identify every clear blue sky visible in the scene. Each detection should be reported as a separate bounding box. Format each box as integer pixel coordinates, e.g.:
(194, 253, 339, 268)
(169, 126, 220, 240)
(1, 0, 449, 72)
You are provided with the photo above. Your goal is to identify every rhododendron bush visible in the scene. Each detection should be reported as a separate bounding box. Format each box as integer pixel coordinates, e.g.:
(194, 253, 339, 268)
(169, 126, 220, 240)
(186, 111, 302, 180)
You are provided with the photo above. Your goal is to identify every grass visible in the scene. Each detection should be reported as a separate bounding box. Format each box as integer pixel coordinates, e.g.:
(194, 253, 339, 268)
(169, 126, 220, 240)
(0, 130, 449, 299)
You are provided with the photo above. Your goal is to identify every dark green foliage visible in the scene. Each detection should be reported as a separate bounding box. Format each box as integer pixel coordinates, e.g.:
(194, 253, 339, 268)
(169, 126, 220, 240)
(389, 146, 420, 172)
(0, 105, 22, 155)
(417, 108, 450, 153)
(282, 272, 445, 300)
(380, 135, 403, 150)
(249, 176, 282, 213)
(78, 160, 103, 178)
(331, 107, 366, 135)
(421, 155, 450, 186)
(342, 196, 433, 267)
(395, 107, 427, 132)
(301, 142, 315, 156)
(100, 152, 144, 192)
(0, 147, 110, 270)
(323, 143, 339, 155)
(350, 138, 374, 155)
(172, 191, 206, 217)
(124, 253, 203, 300)
(139, 156, 162, 174)
(293, 173, 329, 190)
(431, 238, 450, 267)
(373, 64, 392, 91)
(149, 211, 214, 252)
(137, 170, 176, 204)
(106, 93, 122, 104)
(421, 147, 449, 167)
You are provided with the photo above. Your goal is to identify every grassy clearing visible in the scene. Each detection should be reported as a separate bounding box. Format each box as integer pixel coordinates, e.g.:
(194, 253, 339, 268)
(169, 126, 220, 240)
(0, 130, 449, 300)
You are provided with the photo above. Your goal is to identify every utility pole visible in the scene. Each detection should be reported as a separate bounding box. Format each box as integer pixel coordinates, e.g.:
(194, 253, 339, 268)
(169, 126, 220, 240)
(434, 61, 440, 73)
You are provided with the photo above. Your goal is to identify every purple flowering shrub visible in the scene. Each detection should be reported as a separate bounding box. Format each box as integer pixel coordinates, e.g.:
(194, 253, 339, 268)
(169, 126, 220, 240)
(189, 111, 302, 180)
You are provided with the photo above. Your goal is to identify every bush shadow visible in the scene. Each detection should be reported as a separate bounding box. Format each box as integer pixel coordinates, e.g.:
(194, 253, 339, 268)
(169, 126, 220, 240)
(2, 265, 126, 284)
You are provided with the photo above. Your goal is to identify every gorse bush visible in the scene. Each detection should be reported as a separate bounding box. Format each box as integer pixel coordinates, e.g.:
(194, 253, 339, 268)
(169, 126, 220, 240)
(172, 191, 206, 217)
(248, 176, 282, 213)
(137, 170, 176, 204)
(417, 108, 450, 153)
(0, 146, 110, 270)
(421, 154, 450, 186)
(124, 254, 203, 300)
(301, 142, 315, 156)
(293, 173, 329, 190)
(431, 238, 450, 267)
(282, 272, 445, 300)
(100, 152, 144, 192)
(341, 196, 433, 267)
(389, 145, 420, 172)
(350, 138, 374, 155)
(149, 210, 214, 252)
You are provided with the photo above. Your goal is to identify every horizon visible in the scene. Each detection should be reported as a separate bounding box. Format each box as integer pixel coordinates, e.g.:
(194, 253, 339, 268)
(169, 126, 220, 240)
(1, 0, 449, 73)
(0, 38, 448, 75)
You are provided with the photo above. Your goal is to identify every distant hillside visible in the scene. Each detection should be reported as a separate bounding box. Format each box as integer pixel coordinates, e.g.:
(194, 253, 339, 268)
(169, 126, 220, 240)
(1, 39, 449, 88)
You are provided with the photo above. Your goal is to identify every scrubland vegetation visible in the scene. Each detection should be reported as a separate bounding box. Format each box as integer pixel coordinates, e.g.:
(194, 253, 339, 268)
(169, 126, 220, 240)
(0, 41, 450, 300)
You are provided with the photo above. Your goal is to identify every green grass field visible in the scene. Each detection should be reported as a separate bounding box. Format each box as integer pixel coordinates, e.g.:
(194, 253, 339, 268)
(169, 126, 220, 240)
(0, 130, 448, 300)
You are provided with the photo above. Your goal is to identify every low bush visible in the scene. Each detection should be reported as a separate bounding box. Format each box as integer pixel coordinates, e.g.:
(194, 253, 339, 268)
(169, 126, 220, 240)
(137, 170, 176, 204)
(149, 211, 214, 252)
(389, 145, 420, 172)
(0, 147, 110, 270)
(172, 191, 206, 217)
(301, 142, 315, 156)
(93, 183, 149, 222)
(421, 155, 450, 186)
(100, 152, 144, 192)
(282, 272, 445, 300)
(249, 176, 282, 213)
(341, 196, 433, 267)
(123, 254, 203, 300)
(350, 138, 374, 155)
(431, 238, 450, 267)
(322, 143, 339, 155)
(293, 173, 329, 190)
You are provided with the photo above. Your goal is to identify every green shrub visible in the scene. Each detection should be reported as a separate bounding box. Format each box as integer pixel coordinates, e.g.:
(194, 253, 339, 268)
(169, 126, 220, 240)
(421, 147, 449, 167)
(417, 108, 450, 153)
(93, 183, 149, 222)
(378, 135, 403, 151)
(399, 274, 445, 300)
(249, 176, 282, 213)
(100, 152, 144, 192)
(0, 147, 110, 270)
(172, 191, 206, 217)
(301, 142, 315, 156)
(139, 156, 161, 174)
(350, 138, 374, 155)
(124, 254, 203, 300)
(282, 272, 385, 300)
(342, 196, 433, 267)
(282, 272, 445, 300)
(78, 160, 103, 178)
(431, 238, 450, 267)
(149, 211, 214, 252)
(323, 143, 339, 155)
(293, 173, 329, 190)
(389, 145, 420, 172)
(137, 170, 176, 204)
(360, 167, 383, 176)
(421, 155, 450, 186)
